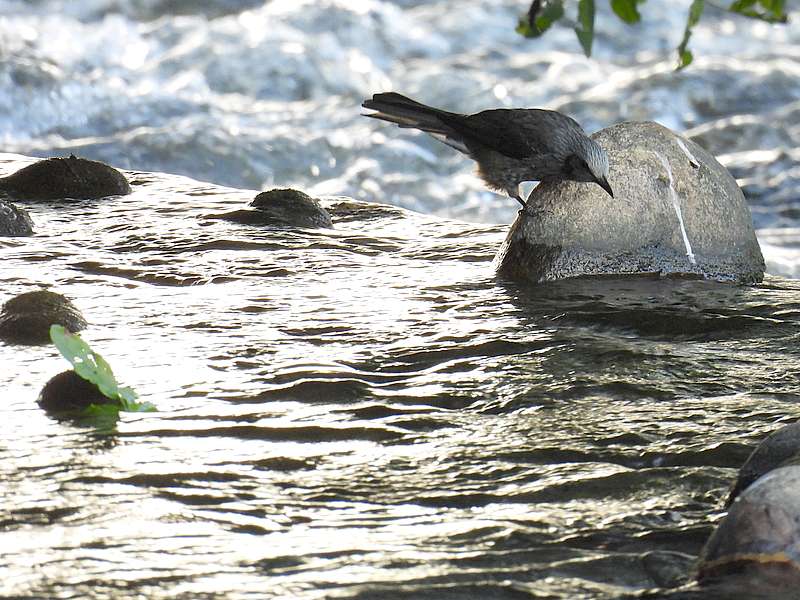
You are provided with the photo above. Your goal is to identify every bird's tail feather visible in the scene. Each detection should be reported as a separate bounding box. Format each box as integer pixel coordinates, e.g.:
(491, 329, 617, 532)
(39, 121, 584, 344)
(362, 93, 469, 154)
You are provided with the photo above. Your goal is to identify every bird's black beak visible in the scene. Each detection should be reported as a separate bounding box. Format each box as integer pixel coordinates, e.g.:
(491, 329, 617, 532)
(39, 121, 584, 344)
(597, 176, 614, 198)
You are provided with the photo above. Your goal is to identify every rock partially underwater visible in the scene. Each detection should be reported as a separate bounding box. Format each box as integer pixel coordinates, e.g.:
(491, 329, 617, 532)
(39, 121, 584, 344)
(0, 199, 34, 236)
(0, 290, 87, 344)
(205, 188, 333, 229)
(726, 422, 800, 507)
(0, 155, 131, 201)
(692, 423, 800, 595)
(698, 466, 800, 591)
(38, 370, 113, 413)
(495, 121, 765, 284)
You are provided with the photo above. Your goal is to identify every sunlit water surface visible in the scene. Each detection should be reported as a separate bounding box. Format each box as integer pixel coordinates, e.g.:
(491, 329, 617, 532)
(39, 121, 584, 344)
(0, 0, 799, 276)
(1, 1, 800, 597)
(2, 153, 800, 599)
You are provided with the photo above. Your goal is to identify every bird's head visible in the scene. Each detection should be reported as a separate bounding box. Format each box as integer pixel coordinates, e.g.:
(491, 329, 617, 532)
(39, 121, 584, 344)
(565, 139, 613, 198)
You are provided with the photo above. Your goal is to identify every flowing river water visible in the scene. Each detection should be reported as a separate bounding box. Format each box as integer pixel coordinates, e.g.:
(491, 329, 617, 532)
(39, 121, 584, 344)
(1, 1, 800, 598)
(2, 152, 800, 598)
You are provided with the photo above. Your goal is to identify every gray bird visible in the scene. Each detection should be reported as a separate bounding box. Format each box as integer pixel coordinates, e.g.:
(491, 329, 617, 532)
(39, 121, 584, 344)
(362, 92, 613, 209)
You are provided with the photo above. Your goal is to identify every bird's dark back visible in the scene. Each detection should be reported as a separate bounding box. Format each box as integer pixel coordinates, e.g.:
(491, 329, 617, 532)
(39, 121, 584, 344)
(439, 108, 587, 160)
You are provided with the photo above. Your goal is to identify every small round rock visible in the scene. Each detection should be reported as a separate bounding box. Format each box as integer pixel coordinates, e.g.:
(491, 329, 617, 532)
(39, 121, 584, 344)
(38, 370, 112, 413)
(0, 199, 34, 236)
(0, 290, 87, 344)
(250, 188, 333, 228)
(0, 155, 131, 201)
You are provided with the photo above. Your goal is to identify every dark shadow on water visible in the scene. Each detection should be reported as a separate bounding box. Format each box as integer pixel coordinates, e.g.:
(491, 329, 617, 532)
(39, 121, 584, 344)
(498, 276, 800, 342)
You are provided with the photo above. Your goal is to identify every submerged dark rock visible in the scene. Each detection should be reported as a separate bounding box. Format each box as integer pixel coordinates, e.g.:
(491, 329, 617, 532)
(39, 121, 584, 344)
(251, 188, 333, 228)
(0, 155, 131, 201)
(692, 425, 800, 594)
(495, 121, 765, 284)
(204, 188, 333, 229)
(0, 290, 87, 344)
(698, 466, 800, 590)
(641, 550, 694, 589)
(726, 423, 800, 507)
(38, 370, 112, 413)
(0, 199, 34, 236)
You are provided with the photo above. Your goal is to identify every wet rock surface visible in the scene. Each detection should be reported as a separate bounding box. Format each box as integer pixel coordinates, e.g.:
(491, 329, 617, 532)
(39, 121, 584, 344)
(0, 155, 131, 201)
(662, 423, 800, 598)
(0, 199, 34, 236)
(37, 369, 112, 413)
(205, 188, 333, 229)
(641, 550, 694, 589)
(0, 290, 87, 344)
(251, 188, 333, 228)
(495, 121, 765, 284)
(698, 465, 800, 590)
(726, 422, 800, 506)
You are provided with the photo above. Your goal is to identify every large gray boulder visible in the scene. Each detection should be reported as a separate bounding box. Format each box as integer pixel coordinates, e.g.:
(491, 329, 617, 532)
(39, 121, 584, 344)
(495, 121, 764, 284)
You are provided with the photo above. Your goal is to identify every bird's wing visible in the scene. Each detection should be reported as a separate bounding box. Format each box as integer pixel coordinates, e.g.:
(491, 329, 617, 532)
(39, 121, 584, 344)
(363, 93, 471, 154)
(440, 109, 584, 160)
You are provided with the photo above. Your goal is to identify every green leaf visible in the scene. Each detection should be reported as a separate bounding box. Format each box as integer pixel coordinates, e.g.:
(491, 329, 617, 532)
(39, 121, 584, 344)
(760, 0, 785, 15)
(678, 48, 694, 69)
(123, 399, 158, 412)
(75, 403, 122, 429)
(515, 18, 537, 36)
(676, 0, 705, 70)
(517, 0, 565, 37)
(82, 403, 122, 419)
(78, 399, 155, 428)
(49, 324, 151, 412)
(729, 0, 787, 22)
(729, 0, 758, 9)
(574, 0, 596, 56)
(610, 0, 642, 23)
(686, 0, 705, 29)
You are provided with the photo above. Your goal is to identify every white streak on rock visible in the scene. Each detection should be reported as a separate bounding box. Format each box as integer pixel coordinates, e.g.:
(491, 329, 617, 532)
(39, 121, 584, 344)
(654, 152, 697, 265)
(675, 137, 699, 168)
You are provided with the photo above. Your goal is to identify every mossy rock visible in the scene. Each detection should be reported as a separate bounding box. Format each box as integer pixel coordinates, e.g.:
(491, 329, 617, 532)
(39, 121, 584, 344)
(250, 188, 333, 228)
(204, 188, 333, 229)
(0, 290, 87, 344)
(38, 369, 112, 413)
(0, 155, 131, 201)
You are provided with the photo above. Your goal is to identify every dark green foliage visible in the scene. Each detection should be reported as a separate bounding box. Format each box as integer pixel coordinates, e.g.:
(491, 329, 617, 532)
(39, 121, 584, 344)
(575, 0, 596, 56)
(729, 0, 788, 22)
(49, 324, 156, 413)
(518, 0, 789, 69)
(677, 0, 706, 70)
(516, 0, 565, 37)
(610, 0, 643, 23)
